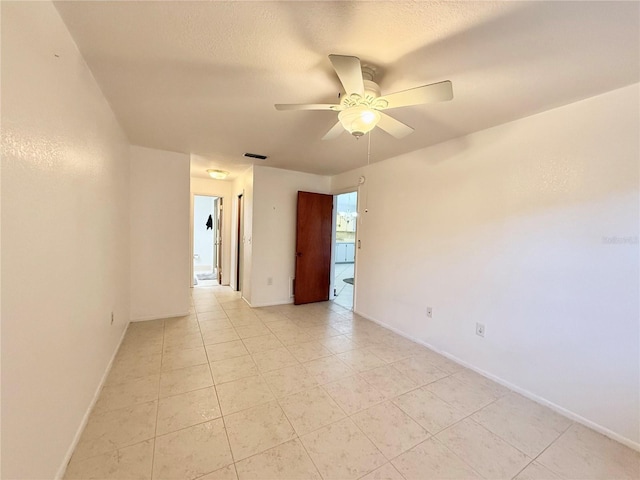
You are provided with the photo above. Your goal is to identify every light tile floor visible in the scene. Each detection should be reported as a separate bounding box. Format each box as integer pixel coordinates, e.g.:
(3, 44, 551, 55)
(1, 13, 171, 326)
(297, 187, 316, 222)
(333, 263, 354, 310)
(64, 286, 640, 480)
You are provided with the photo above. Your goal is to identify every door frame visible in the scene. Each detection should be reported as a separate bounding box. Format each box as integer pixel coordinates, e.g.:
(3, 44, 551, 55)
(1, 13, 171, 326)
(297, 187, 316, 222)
(190, 192, 225, 288)
(330, 187, 360, 310)
(235, 193, 244, 292)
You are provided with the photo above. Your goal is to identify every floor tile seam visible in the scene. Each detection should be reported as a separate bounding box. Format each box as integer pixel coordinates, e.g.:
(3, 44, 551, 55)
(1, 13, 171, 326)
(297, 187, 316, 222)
(313, 382, 354, 420)
(295, 412, 351, 440)
(469, 397, 574, 460)
(112, 350, 163, 368)
(230, 430, 302, 466)
(286, 426, 325, 480)
(200, 311, 241, 480)
(99, 371, 162, 392)
(335, 391, 389, 417)
(160, 358, 210, 374)
(272, 382, 350, 437)
(389, 390, 472, 438)
(158, 379, 216, 400)
(149, 318, 167, 480)
(418, 377, 494, 417)
(517, 420, 576, 480)
(450, 374, 511, 401)
(94, 375, 163, 417)
(356, 365, 426, 398)
(154, 414, 225, 439)
(458, 416, 536, 460)
(252, 355, 302, 376)
(430, 415, 540, 480)
(85, 397, 160, 430)
(349, 411, 433, 465)
(68, 436, 157, 466)
(389, 357, 455, 386)
(328, 415, 389, 478)
(400, 435, 486, 480)
(217, 373, 275, 416)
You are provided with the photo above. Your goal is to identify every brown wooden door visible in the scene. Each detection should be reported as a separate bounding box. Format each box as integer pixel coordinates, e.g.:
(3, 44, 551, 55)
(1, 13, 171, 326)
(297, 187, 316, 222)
(295, 191, 333, 305)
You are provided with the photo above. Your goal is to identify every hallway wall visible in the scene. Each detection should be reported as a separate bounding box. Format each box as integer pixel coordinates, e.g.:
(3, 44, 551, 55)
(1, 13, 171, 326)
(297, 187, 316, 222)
(130, 146, 191, 321)
(1, 2, 132, 478)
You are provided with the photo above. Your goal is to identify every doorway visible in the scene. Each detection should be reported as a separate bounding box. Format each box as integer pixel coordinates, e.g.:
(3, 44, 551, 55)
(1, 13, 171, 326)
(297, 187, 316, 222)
(193, 195, 219, 287)
(332, 191, 357, 309)
(235, 194, 243, 292)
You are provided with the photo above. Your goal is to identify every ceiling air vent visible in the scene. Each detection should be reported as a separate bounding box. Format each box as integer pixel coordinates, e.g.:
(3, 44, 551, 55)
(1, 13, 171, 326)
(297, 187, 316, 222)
(244, 152, 268, 160)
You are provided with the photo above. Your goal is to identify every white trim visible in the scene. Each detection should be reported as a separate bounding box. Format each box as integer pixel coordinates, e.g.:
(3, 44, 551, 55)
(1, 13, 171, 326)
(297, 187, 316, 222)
(191, 192, 224, 289)
(247, 299, 294, 308)
(130, 310, 190, 322)
(55, 323, 130, 479)
(355, 309, 640, 453)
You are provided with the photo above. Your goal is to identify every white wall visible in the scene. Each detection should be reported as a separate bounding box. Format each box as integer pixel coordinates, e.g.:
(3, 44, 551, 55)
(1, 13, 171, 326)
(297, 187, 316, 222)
(130, 146, 190, 320)
(1, 2, 131, 478)
(190, 176, 232, 286)
(332, 84, 640, 447)
(251, 166, 331, 307)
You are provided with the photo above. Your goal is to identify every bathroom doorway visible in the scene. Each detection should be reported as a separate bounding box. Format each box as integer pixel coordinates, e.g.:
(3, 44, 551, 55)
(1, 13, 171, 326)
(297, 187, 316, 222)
(193, 195, 219, 287)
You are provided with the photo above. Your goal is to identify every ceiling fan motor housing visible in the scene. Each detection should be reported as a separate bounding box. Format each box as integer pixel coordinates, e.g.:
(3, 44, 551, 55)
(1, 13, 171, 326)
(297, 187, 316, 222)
(338, 79, 387, 137)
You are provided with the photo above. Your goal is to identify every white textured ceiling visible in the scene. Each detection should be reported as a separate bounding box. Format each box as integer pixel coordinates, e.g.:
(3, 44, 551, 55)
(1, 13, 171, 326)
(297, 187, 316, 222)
(54, 1, 639, 180)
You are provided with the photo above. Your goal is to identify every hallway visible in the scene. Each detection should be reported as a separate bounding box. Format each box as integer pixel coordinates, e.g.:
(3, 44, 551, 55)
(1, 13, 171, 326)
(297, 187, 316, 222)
(63, 287, 639, 479)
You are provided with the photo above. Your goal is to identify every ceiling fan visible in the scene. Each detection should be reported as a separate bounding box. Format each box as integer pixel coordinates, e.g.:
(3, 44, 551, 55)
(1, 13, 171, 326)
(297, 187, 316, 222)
(275, 54, 453, 140)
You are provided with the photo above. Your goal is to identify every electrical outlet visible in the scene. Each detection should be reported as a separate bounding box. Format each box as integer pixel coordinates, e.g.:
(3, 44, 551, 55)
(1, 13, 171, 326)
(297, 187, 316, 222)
(111, 312, 114, 325)
(426, 307, 433, 318)
(267, 277, 273, 286)
(476, 322, 485, 337)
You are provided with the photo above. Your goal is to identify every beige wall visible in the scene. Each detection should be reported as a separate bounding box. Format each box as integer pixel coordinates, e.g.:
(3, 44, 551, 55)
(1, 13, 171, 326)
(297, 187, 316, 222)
(251, 166, 331, 307)
(130, 146, 191, 321)
(1, 2, 131, 478)
(333, 83, 640, 448)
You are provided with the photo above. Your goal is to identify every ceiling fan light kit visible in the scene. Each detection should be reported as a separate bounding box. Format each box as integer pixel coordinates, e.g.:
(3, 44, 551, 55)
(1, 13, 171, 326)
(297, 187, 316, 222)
(275, 54, 453, 140)
(338, 105, 381, 137)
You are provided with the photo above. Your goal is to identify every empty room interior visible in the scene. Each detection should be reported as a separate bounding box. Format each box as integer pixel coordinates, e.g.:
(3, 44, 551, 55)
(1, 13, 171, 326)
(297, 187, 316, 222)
(2, 1, 639, 480)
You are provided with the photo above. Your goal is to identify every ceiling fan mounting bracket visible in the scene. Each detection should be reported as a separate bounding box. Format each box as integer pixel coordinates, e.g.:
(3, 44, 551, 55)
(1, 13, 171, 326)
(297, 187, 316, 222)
(361, 65, 377, 82)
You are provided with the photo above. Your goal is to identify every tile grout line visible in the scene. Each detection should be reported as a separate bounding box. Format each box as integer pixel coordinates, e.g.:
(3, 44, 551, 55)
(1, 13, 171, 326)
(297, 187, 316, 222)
(511, 419, 576, 480)
(149, 316, 167, 480)
(203, 292, 241, 479)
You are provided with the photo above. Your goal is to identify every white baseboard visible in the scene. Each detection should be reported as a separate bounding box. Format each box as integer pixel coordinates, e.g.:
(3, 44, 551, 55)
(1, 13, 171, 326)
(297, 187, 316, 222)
(55, 323, 130, 479)
(130, 310, 190, 322)
(355, 309, 640, 453)
(246, 299, 294, 308)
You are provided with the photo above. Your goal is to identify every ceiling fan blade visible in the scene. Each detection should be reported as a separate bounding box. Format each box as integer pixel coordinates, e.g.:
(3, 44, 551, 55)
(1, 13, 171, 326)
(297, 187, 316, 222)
(328, 54, 364, 96)
(376, 112, 414, 139)
(378, 80, 453, 109)
(322, 121, 344, 140)
(275, 104, 341, 111)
